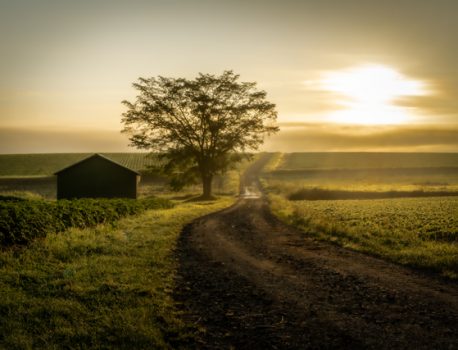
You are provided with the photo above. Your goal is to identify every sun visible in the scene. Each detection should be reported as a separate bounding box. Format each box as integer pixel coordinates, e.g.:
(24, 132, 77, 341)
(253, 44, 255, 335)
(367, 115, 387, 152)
(320, 64, 426, 125)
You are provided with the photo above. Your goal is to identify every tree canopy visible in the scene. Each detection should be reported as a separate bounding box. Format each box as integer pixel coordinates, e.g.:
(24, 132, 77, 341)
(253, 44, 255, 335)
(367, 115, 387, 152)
(121, 70, 279, 199)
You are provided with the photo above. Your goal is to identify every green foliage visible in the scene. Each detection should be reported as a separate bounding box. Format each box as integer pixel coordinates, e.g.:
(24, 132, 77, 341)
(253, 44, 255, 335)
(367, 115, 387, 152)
(122, 70, 278, 197)
(0, 197, 172, 246)
(0, 197, 235, 349)
(159, 150, 201, 191)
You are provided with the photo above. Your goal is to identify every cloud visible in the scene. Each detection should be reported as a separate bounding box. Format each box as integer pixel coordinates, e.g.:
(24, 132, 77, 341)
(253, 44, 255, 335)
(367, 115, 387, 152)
(0, 127, 134, 154)
(1, 124, 458, 154)
(263, 123, 458, 152)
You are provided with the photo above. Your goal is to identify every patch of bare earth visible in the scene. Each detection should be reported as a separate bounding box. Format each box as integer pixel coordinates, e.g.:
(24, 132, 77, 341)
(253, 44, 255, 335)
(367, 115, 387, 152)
(174, 198, 458, 349)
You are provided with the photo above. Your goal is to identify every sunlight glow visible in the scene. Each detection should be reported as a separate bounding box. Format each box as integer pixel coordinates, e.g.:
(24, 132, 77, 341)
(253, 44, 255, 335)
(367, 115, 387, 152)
(320, 64, 427, 125)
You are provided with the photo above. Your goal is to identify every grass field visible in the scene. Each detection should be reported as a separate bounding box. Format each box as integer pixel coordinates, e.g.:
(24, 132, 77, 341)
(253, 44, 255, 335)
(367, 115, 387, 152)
(0, 153, 155, 176)
(263, 152, 458, 194)
(262, 152, 458, 279)
(277, 152, 458, 170)
(0, 197, 235, 349)
(270, 195, 458, 278)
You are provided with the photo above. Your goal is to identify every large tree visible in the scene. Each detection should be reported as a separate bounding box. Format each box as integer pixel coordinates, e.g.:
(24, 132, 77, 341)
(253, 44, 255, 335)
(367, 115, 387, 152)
(121, 70, 278, 199)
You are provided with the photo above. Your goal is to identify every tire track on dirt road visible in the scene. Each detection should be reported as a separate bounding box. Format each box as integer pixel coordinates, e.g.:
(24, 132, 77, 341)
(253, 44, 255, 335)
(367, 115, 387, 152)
(174, 156, 458, 349)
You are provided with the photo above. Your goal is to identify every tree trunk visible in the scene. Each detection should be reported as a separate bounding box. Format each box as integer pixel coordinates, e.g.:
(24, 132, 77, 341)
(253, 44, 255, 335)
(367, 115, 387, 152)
(202, 174, 213, 199)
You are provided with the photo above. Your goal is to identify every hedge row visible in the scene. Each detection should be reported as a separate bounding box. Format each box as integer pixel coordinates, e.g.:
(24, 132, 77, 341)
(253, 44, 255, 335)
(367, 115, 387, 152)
(0, 197, 173, 246)
(288, 188, 458, 201)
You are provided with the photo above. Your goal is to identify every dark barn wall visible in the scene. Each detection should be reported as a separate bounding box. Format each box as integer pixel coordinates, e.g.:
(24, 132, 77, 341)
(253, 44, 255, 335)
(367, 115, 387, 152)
(56, 156, 138, 199)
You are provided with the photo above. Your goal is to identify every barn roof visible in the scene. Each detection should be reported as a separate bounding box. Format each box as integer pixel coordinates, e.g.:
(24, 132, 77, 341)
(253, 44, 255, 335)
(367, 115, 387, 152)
(54, 153, 141, 175)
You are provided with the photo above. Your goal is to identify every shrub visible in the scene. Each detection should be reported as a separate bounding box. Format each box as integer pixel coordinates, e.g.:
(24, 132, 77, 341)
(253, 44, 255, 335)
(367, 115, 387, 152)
(0, 197, 173, 246)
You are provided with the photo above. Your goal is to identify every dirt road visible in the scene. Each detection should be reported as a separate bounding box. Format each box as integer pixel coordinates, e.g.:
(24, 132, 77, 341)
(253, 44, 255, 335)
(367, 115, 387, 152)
(174, 161, 458, 349)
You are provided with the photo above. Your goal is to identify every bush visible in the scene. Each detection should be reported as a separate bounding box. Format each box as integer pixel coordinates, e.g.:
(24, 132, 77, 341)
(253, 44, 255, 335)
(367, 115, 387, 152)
(0, 197, 173, 246)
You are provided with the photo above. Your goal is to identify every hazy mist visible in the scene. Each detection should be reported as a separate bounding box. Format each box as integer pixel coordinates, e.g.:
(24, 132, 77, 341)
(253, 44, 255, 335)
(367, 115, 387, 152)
(1, 0, 457, 152)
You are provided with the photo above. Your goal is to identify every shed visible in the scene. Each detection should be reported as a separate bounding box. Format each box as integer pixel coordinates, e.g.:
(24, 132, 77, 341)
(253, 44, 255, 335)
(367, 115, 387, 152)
(54, 154, 140, 199)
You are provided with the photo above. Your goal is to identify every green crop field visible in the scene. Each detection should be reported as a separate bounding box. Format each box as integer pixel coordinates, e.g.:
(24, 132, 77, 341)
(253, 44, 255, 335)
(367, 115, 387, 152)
(269, 195, 458, 278)
(262, 152, 458, 194)
(263, 152, 458, 279)
(0, 196, 172, 246)
(276, 152, 458, 170)
(0, 153, 156, 177)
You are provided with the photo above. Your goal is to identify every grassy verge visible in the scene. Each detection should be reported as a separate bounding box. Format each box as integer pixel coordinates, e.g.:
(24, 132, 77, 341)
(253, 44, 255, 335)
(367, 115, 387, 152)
(0, 197, 172, 246)
(268, 194, 458, 279)
(0, 197, 235, 349)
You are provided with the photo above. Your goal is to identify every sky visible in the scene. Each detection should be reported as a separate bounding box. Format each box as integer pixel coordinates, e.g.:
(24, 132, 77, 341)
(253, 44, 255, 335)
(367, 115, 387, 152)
(0, 0, 457, 153)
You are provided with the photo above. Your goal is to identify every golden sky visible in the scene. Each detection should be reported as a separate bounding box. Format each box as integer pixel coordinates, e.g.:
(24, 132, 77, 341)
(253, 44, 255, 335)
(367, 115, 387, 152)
(1, 0, 457, 152)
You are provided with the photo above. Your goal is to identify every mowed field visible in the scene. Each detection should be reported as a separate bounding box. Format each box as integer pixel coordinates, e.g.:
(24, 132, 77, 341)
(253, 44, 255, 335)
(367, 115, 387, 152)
(263, 152, 458, 278)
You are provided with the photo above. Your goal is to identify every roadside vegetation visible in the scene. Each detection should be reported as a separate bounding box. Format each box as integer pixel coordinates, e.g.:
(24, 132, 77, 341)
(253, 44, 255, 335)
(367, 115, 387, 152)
(269, 194, 458, 278)
(0, 196, 172, 246)
(262, 152, 458, 279)
(0, 150, 245, 348)
(0, 196, 235, 349)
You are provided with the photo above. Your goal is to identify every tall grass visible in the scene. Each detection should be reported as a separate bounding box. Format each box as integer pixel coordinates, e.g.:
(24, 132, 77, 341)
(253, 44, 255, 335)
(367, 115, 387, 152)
(0, 197, 235, 349)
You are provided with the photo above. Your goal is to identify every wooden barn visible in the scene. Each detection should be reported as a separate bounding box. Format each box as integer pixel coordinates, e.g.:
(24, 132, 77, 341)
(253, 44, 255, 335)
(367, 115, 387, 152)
(54, 154, 140, 199)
